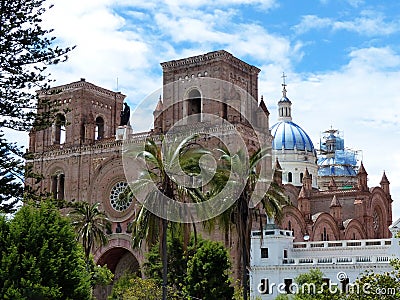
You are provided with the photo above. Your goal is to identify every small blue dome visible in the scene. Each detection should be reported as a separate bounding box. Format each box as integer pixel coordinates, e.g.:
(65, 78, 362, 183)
(279, 96, 291, 103)
(270, 121, 315, 152)
(317, 152, 358, 177)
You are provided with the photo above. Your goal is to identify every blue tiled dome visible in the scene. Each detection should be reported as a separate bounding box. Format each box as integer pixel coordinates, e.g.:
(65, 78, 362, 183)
(317, 152, 357, 177)
(270, 121, 315, 152)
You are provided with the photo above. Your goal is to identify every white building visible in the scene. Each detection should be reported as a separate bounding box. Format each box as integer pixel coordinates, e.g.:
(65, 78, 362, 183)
(250, 220, 400, 299)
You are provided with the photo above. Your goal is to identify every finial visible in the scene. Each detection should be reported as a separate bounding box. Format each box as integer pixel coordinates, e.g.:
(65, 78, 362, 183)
(281, 72, 287, 97)
(261, 95, 263, 102)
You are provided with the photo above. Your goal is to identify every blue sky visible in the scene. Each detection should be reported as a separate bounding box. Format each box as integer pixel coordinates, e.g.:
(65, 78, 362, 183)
(27, 0, 400, 218)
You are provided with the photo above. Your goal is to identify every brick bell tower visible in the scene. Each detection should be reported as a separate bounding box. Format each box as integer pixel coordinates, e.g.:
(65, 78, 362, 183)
(27, 78, 126, 201)
(155, 50, 268, 134)
(27, 79, 147, 300)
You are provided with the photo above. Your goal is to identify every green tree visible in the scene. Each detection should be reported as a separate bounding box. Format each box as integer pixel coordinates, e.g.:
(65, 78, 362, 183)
(275, 269, 340, 300)
(184, 239, 234, 300)
(68, 201, 113, 294)
(295, 269, 339, 299)
(0, 0, 74, 211)
(130, 135, 208, 300)
(0, 199, 91, 299)
(144, 234, 233, 300)
(0, 136, 23, 212)
(213, 148, 287, 300)
(144, 232, 188, 293)
(345, 259, 400, 300)
(87, 255, 114, 288)
(108, 273, 162, 300)
(69, 201, 109, 261)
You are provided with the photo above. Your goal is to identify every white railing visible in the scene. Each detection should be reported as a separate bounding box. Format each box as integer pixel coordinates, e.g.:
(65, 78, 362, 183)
(292, 239, 392, 250)
(281, 255, 390, 265)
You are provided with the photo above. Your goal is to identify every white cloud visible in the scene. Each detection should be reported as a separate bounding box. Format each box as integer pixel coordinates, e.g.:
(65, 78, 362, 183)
(333, 10, 399, 36)
(163, 0, 277, 10)
(346, 0, 365, 7)
(293, 15, 332, 34)
(319, 0, 365, 8)
(346, 47, 400, 71)
(42, 0, 161, 104)
(154, 13, 233, 44)
(294, 11, 399, 36)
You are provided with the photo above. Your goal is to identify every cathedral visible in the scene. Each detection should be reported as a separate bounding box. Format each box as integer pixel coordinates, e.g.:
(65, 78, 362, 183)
(26, 50, 394, 298)
(271, 82, 392, 242)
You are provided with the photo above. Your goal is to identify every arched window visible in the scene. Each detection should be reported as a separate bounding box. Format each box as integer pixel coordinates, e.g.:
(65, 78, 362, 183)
(373, 208, 383, 238)
(321, 227, 329, 241)
(81, 124, 86, 142)
(287, 172, 293, 182)
(187, 89, 201, 122)
(54, 114, 66, 144)
(51, 172, 65, 200)
(300, 172, 304, 183)
(222, 102, 228, 120)
(95, 116, 105, 140)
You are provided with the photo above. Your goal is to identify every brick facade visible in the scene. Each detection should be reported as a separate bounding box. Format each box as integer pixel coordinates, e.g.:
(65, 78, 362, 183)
(27, 50, 393, 299)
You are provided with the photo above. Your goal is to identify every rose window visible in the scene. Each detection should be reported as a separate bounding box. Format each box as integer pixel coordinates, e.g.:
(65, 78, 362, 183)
(109, 181, 133, 212)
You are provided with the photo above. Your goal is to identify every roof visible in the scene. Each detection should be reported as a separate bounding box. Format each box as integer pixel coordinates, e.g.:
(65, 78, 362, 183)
(270, 121, 315, 152)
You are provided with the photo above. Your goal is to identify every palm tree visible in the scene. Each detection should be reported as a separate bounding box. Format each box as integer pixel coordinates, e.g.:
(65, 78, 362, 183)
(212, 147, 287, 300)
(128, 134, 208, 300)
(69, 201, 109, 262)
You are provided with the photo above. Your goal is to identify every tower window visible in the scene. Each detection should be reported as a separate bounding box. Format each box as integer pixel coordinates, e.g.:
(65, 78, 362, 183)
(288, 172, 292, 182)
(187, 89, 201, 122)
(95, 116, 105, 140)
(51, 172, 65, 200)
(54, 114, 66, 144)
(300, 172, 304, 183)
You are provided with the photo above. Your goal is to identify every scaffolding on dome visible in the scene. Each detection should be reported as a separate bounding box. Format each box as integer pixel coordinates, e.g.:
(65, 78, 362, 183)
(317, 128, 361, 177)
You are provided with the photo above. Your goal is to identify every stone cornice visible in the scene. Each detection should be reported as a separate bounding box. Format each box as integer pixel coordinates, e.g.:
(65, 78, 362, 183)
(37, 79, 126, 99)
(161, 50, 261, 75)
(29, 122, 271, 162)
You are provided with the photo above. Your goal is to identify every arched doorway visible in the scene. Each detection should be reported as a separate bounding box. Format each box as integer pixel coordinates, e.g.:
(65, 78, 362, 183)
(93, 247, 141, 300)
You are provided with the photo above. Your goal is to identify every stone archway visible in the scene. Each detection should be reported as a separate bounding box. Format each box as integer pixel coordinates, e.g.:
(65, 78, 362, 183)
(97, 247, 141, 278)
(93, 245, 142, 300)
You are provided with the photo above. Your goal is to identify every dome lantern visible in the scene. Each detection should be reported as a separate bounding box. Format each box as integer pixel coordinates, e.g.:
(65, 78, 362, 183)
(278, 72, 292, 121)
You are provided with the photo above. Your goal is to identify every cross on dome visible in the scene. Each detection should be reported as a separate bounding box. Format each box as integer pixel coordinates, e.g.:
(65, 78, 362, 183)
(281, 72, 288, 98)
